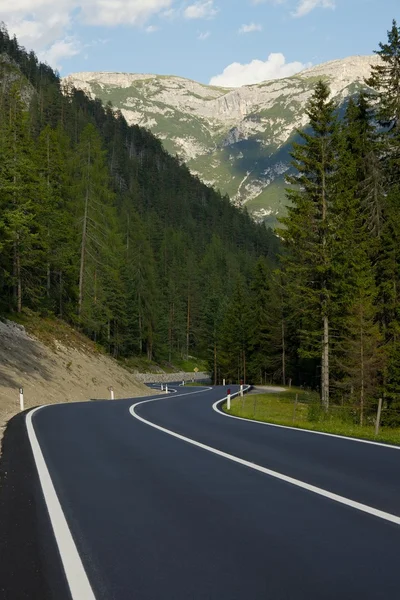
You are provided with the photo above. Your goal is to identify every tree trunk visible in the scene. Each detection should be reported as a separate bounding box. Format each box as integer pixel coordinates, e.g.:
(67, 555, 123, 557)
(281, 318, 286, 386)
(214, 340, 217, 386)
(59, 271, 63, 317)
(322, 315, 329, 410)
(138, 292, 143, 354)
(46, 135, 51, 299)
(360, 325, 364, 427)
(46, 262, 51, 299)
(78, 142, 91, 317)
(168, 303, 174, 362)
(321, 139, 329, 410)
(186, 294, 190, 360)
(15, 237, 22, 313)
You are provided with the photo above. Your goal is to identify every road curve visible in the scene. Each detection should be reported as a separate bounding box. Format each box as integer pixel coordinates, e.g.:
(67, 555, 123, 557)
(1, 384, 400, 599)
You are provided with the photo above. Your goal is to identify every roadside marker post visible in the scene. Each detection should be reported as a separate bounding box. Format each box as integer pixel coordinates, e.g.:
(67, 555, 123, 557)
(109, 386, 114, 400)
(19, 387, 24, 411)
(227, 389, 231, 410)
(223, 379, 226, 386)
(182, 381, 185, 386)
(240, 384, 244, 397)
(161, 384, 164, 391)
(375, 398, 383, 437)
(165, 384, 169, 394)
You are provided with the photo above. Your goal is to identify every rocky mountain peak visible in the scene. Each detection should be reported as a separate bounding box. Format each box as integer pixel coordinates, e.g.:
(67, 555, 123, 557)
(63, 55, 380, 225)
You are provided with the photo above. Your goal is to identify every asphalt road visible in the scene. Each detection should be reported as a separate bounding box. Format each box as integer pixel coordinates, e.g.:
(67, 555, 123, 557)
(3, 384, 400, 599)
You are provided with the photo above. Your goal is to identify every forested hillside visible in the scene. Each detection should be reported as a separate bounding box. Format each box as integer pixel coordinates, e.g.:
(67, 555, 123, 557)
(279, 20, 400, 425)
(0, 23, 279, 380)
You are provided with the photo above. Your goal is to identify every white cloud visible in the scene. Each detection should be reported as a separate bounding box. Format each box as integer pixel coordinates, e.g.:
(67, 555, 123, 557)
(252, 0, 335, 16)
(39, 36, 81, 71)
(2, 0, 175, 67)
(184, 1, 217, 19)
(198, 31, 211, 40)
(209, 53, 311, 87)
(145, 25, 159, 33)
(83, 0, 173, 27)
(239, 23, 263, 34)
(292, 0, 335, 18)
(251, 0, 285, 4)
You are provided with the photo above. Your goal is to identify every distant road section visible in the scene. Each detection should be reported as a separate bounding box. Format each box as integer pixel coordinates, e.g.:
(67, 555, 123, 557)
(1, 384, 400, 599)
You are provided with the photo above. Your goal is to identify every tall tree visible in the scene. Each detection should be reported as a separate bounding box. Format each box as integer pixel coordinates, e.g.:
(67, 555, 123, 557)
(72, 124, 118, 336)
(280, 81, 338, 409)
(0, 86, 45, 312)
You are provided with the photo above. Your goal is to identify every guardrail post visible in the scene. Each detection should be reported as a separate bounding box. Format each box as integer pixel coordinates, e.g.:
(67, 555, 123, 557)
(19, 387, 24, 411)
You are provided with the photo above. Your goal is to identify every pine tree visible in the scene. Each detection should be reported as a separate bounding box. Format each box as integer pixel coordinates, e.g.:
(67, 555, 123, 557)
(0, 85, 45, 312)
(72, 124, 119, 337)
(36, 125, 76, 315)
(219, 278, 252, 383)
(366, 19, 400, 138)
(366, 21, 400, 417)
(248, 258, 275, 384)
(280, 81, 338, 408)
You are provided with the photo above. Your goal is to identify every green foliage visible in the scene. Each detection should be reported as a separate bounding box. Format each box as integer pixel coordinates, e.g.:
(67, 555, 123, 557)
(0, 25, 276, 367)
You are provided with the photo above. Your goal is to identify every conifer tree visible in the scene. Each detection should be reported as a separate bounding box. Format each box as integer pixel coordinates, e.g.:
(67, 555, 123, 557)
(367, 21, 400, 416)
(219, 279, 252, 383)
(0, 86, 45, 312)
(280, 81, 338, 409)
(72, 124, 118, 335)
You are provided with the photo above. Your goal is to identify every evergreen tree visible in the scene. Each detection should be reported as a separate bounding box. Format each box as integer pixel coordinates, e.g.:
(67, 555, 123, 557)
(72, 124, 119, 337)
(367, 21, 400, 417)
(219, 279, 252, 383)
(0, 86, 46, 312)
(280, 81, 338, 408)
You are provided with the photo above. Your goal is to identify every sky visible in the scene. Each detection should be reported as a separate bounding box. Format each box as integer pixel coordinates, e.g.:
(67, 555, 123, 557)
(2, 0, 399, 87)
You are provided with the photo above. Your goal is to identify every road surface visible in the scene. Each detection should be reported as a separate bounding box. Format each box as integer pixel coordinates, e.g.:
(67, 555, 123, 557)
(1, 384, 400, 599)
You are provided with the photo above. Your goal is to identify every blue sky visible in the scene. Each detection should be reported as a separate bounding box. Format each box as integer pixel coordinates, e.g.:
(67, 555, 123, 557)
(3, 1, 399, 86)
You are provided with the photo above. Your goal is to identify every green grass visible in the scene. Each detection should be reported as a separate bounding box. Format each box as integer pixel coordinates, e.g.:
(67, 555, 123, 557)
(171, 357, 208, 373)
(224, 388, 400, 446)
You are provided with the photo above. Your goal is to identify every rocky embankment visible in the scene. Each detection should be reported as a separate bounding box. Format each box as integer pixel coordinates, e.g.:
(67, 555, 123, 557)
(0, 319, 150, 439)
(134, 372, 209, 384)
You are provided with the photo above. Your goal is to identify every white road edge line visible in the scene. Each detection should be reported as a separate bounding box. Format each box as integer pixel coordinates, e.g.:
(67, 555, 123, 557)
(130, 390, 400, 527)
(24, 386, 197, 599)
(212, 395, 400, 451)
(26, 406, 96, 600)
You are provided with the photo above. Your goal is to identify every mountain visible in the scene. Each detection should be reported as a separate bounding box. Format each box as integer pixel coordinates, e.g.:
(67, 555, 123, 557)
(63, 56, 380, 225)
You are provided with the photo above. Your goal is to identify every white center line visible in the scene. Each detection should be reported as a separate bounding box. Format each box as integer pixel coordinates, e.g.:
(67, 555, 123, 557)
(130, 390, 400, 527)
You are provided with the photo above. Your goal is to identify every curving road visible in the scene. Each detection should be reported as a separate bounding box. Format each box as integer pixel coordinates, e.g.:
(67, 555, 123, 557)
(2, 384, 400, 599)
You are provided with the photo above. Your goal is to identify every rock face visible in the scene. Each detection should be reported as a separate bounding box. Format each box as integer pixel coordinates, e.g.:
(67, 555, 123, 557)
(63, 55, 380, 224)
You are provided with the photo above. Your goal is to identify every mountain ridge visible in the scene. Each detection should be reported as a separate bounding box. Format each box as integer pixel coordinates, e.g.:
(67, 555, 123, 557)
(63, 55, 380, 223)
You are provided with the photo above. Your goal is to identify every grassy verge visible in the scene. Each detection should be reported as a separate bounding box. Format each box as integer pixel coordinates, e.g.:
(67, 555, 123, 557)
(224, 388, 400, 446)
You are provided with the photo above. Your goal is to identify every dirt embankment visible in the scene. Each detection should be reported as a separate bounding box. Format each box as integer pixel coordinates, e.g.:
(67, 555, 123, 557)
(0, 319, 150, 437)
